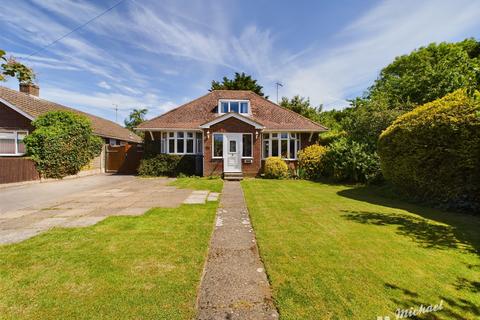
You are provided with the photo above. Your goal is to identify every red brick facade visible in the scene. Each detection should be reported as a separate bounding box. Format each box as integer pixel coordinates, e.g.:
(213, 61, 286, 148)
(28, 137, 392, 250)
(0, 102, 33, 131)
(203, 117, 262, 177)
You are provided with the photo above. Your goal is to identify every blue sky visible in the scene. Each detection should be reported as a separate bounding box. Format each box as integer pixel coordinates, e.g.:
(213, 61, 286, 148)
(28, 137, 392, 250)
(1, 0, 480, 124)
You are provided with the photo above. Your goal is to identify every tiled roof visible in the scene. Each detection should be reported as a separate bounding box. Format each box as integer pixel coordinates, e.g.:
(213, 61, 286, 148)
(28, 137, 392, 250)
(0, 86, 142, 143)
(138, 90, 328, 132)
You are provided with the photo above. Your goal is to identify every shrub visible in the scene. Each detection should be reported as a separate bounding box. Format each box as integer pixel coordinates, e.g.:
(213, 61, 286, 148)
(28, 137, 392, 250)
(24, 111, 103, 179)
(378, 89, 480, 212)
(138, 154, 197, 177)
(298, 144, 328, 180)
(318, 130, 347, 146)
(323, 137, 382, 184)
(264, 157, 288, 179)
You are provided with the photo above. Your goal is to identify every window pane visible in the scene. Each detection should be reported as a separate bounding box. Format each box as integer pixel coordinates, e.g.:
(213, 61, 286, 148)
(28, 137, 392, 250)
(196, 133, 203, 154)
(289, 139, 295, 159)
(213, 134, 223, 157)
(221, 102, 229, 113)
(0, 131, 15, 154)
(281, 132, 288, 139)
(230, 101, 239, 113)
(281, 140, 288, 158)
(271, 139, 279, 156)
(263, 139, 269, 158)
(168, 139, 175, 153)
(177, 132, 184, 138)
(169, 132, 174, 137)
(263, 133, 269, 139)
(229, 140, 237, 153)
(240, 102, 248, 113)
(242, 134, 252, 157)
(17, 132, 27, 154)
(186, 139, 194, 153)
(271, 133, 278, 138)
(177, 138, 184, 153)
(160, 138, 165, 153)
(187, 132, 194, 138)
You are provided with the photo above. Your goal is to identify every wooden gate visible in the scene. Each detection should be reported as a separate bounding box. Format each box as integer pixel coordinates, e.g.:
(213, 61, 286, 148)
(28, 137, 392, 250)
(106, 144, 142, 174)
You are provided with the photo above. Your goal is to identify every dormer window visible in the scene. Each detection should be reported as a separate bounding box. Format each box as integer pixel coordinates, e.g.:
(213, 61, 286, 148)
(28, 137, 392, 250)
(218, 99, 250, 115)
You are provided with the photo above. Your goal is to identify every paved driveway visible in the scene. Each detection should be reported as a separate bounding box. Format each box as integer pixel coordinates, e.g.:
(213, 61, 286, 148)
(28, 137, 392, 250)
(0, 175, 199, 244)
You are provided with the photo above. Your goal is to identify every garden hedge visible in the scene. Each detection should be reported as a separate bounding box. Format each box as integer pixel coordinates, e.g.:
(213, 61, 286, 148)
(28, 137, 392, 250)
(378, 89, 480, 212)
(138, 154, 198, 177)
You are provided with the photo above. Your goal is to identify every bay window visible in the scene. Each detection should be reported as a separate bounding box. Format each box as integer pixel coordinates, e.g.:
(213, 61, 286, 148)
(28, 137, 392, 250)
(0, 131, 28, 156)
(160, 131, 201, 154)
(262, 132, 300, 160)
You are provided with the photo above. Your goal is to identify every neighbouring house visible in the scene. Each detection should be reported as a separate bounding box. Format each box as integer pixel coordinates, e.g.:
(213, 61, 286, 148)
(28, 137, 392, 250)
(0, 84, 142, 184)
(137, 90, 327, 178)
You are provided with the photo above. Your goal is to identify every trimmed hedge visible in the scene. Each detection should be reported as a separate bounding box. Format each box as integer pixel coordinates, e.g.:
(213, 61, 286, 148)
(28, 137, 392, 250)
(298, 144, 328, 180)
(378, 89, 480, 212)
(24, 111, 103, 179)
(264, 157, 288, 179)
(138, 154, 198, 177)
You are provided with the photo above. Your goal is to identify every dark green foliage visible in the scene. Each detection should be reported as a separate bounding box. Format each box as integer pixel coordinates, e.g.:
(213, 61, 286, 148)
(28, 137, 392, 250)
(369, 38, 480, 110)
(378, 89, 480, 212)
(24, 111, 103, 179)
(210, 72, 266, 97)
(323, 137, 383, 184)
(279, 95, 322, 121)
(124, 108, 147, 132)
(138, 154, 198, 177)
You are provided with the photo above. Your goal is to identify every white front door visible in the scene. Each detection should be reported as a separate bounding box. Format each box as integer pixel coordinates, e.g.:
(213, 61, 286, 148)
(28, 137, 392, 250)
(223, 133, 242, 173)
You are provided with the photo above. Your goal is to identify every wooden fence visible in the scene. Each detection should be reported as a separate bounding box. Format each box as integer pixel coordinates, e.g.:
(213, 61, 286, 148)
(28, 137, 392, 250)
(0, 157, 40, 184)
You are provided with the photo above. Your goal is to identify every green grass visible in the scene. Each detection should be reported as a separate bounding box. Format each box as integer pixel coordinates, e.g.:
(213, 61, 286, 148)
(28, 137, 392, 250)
(0, 203, 217, 319)
(241, 179, 480, 320)
(169, 176, 223, 193)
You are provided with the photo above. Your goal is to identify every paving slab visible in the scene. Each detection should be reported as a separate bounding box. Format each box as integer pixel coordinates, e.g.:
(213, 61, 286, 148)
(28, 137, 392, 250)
(0, 175, 197, 244)
(196, 181, 278, 320)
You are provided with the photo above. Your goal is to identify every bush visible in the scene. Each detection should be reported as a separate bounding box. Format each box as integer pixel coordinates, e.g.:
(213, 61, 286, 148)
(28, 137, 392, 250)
(378, 89, 480, 212)
(24, 111, 103, 179)
(323, 137, 382, 184)
(138, 154, 197, 177)
(318, 130, 347, 146)
(264, 157, 288, 179)
(298, 144, 328, 180)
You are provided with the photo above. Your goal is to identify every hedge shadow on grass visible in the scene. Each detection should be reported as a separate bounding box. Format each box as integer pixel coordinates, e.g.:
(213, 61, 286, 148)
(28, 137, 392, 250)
(337, 186, 480, 256)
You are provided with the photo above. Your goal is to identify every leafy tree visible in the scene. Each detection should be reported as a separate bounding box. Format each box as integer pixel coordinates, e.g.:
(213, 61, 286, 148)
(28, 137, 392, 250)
(369, 38, 480, 110)
(24, 111, 103, 179)
(210, 72, 266, 97)
(124, 108, 148, 131)
(280, 95, 322, 121)
(0, 49, 36, 83)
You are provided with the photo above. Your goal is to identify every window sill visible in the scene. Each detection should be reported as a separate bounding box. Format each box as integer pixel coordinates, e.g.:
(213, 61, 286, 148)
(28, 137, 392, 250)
(0, 153, 26, 157)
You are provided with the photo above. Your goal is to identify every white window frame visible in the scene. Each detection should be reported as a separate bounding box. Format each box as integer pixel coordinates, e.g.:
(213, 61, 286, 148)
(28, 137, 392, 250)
(0, 130, 28, 156)
(262, 132, 301, 160)
(160, 131, 200, 155)
(218, 99, 251, 115)
(212, 133, 224, 159)
(242, 133, 253, 159)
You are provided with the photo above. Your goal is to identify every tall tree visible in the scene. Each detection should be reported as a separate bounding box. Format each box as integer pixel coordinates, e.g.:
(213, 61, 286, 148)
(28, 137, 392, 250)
(368, 38, 480, 110)
(124, 108, 148, 131)
(210, 72, 266, 97)
(0, 49, 36, 83)
(279, 95, 322, 121)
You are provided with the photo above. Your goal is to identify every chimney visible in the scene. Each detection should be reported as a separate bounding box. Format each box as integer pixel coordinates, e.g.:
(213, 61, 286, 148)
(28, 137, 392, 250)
(19, 83, 39, 97)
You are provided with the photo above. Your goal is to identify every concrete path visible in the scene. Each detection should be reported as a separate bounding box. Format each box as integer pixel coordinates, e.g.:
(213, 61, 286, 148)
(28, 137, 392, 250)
(0, 175, 194, 245)
(196, 181, 278, 320)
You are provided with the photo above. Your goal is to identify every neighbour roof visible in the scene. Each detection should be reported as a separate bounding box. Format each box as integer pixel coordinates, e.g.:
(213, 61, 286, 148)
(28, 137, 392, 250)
(138, 90, 327, 132)
(0, 86, 142, 143)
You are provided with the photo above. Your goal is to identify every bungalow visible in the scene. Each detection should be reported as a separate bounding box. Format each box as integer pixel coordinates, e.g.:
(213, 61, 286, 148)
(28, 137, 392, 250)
(0, 84, 142, 182)
(137, 90, 327, 178)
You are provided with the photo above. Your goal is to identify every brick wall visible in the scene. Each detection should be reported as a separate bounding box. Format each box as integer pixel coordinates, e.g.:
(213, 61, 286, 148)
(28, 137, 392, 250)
(0, 102, 33, 131)
(203, 117, 262, 177)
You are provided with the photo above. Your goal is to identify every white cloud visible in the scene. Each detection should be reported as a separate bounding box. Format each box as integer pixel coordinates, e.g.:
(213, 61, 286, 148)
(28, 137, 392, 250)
(275, 0, 480, 108)
(97, 81, 111, 90)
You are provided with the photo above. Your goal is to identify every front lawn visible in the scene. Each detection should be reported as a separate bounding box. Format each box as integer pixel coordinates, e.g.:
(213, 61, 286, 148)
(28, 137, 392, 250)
(0, 202, 218, 319)
(170, 176, 223, 193)
(242, 179, 480, 320)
